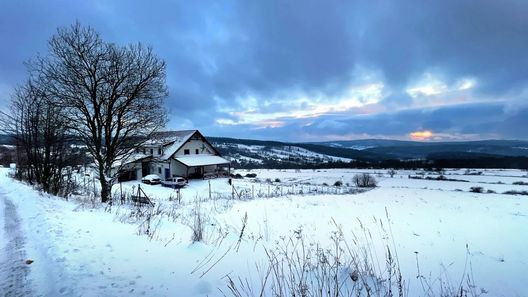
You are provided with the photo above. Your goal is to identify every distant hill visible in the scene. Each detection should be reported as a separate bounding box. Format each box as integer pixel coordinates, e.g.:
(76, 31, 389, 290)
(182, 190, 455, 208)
(312, 139, 528, 158)
(208, 136, 528, 169)
(208, 137, 384, 168)
(0, 134, 14, 145)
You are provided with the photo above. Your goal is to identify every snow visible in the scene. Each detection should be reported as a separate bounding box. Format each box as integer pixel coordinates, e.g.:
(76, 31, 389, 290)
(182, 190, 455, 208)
(233, 155, 263, 164)
(1, 168, 528, 296)
(218, 143, 353, 163)
(175, 155, 230, 167)
(112, 152, 150, 168)
(158, 130, 196, 160)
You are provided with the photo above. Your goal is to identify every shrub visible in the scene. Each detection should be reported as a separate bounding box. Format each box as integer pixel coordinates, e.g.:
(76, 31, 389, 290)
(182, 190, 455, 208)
(353, 173, 377, 188)
(274, 178, 281, 183)
(334, 180, 343, 187)
(486, 189, 496, 194)
(470, 186, 484, 193)
(245, 173, 257, 178)
(503, 190, 528, 196)
(231, 173, 243, 179)
(513, 181, 528, 186)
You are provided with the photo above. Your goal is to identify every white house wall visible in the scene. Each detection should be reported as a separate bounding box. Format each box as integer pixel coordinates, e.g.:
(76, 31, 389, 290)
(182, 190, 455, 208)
(170, 159, 188, 177)
(150, 161, 170, 178)
(174, 138, 215, 157)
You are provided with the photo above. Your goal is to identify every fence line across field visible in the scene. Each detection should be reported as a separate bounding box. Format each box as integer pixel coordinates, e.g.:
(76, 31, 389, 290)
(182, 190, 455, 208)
(213, 180, 363, 201)
(74, 176, 364, 206)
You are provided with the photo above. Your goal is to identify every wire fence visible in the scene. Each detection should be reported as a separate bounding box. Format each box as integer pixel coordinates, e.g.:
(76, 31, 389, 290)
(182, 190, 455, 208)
(213, 180, 365, 201)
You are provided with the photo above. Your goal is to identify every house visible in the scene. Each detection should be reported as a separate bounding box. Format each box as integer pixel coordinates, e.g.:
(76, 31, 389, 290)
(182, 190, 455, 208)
(115, 130, 230, 181)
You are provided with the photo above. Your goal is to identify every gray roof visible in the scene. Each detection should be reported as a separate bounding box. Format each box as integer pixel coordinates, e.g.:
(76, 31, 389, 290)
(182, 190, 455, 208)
(146, 130, 197, 146)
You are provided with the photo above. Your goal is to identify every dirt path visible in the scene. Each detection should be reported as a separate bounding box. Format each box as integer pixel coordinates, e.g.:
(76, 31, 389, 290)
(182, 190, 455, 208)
(0, 192, 32, 296)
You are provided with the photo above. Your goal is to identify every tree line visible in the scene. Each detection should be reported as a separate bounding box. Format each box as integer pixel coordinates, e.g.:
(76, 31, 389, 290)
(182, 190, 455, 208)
(0, 22, 167, 202)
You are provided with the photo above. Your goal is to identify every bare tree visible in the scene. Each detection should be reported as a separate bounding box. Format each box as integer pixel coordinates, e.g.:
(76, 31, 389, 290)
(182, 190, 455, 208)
(0, 79, 69, 195)
(352, 173, 377, 188)
(30, 22, 167, 202)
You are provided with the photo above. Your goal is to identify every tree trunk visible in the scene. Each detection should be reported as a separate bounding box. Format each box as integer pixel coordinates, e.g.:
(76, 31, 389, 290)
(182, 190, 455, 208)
(98, 164, 111, 203)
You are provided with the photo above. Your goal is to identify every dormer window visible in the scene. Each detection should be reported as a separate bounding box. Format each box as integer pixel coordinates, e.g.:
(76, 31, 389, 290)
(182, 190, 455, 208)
(158, 148, 162, 155)
(184, 149, 190, 155)
(195, 149, 199, 154)
(150, 148, 153, 155)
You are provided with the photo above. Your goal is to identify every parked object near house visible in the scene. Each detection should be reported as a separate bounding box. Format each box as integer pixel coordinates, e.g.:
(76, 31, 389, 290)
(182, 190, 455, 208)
(161, 176, 187, 188)
(142, 174, 161, 185)
(113, 130, 231, 182)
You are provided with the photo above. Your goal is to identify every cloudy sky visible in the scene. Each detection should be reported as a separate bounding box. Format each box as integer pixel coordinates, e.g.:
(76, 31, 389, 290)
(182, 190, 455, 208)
(1, 0, 527, 141)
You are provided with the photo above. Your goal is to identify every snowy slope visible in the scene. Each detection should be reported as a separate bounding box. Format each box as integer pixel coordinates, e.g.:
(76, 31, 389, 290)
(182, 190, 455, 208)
(1, 168, 527, 296)
(216, 142, 352, 165)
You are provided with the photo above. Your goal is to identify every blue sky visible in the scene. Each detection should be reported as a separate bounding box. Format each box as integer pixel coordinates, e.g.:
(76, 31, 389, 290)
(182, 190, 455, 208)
(1, 0, 527, 141)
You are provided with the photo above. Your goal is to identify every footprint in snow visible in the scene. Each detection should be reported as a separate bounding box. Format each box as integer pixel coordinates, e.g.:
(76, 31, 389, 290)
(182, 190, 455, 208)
(58, 287, 69, 295)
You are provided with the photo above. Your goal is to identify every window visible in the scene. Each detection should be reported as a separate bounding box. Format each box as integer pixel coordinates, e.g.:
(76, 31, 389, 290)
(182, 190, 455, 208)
(184, 149, 190, 155)
(143, 148, 146, 154)
(158, 167, 161, 174)
(195, 149, 199, 154)
(150, 148, 153, 155)
(158, 148, 162, 155)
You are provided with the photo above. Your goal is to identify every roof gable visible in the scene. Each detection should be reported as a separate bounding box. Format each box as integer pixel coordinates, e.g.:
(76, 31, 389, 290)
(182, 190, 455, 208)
(144, 130, 220, 160)
(172, 130, 222, 157)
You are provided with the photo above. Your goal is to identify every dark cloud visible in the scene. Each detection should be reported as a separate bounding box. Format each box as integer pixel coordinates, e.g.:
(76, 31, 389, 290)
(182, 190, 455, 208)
(1, 0, 527, 140)
(296, 102, 528, 140)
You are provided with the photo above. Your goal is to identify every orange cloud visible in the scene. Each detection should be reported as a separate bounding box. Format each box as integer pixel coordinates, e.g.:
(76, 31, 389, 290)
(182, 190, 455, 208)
(410, 130, 433, 140)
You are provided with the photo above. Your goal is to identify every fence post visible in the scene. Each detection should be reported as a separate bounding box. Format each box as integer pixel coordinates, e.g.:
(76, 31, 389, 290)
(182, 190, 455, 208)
(208, 180, 211, 200)
(268, 184, 270, 197)
(252, 184, 254, 199)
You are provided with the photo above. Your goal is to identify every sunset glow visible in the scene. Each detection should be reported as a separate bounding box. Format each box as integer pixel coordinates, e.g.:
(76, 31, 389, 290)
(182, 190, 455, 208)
(410, 130, 433, 140)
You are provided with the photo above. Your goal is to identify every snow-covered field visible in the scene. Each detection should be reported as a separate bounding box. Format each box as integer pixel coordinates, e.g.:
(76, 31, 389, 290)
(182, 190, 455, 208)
(1, 168, 528, 296)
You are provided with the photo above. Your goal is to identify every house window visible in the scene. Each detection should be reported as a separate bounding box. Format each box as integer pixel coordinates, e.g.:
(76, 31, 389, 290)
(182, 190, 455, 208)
(158, 167, 161, 174)
(158, 148, 162, 155)
(184, 149, 190, 155)
(150, 148, 153, 155)
(143, 148, 146, 154)
(195, 149, 199, 154)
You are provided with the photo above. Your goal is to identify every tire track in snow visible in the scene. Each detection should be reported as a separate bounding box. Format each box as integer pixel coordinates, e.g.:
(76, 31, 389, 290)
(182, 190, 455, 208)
(0, 192, 32, 296)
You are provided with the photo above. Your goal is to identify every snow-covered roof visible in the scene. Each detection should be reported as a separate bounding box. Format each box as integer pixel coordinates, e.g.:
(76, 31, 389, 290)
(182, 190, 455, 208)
(175, 155, 230, 167)
(144, 130, 196, 160)
(140, 130, 222, 161)
(144, 130, 197, 146)
(112, 153, 151, 168)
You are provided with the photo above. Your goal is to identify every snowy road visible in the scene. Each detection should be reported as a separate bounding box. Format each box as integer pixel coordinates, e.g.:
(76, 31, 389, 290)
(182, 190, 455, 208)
(0, 191, 32, 296)
(0, 171, 224, 297)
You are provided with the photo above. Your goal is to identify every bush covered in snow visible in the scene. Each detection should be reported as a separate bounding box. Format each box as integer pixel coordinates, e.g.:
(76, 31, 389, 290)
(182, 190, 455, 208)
(353, 173, 377, 188)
